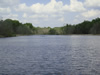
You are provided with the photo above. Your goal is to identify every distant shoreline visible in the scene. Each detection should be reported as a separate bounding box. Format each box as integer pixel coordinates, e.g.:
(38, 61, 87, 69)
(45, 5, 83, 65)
(0, 18, 100, 37)
(0, 34, 100, 38)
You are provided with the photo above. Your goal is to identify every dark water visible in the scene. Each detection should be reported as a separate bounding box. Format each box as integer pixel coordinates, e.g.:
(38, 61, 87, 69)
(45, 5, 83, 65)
(0, 35, 100, 75)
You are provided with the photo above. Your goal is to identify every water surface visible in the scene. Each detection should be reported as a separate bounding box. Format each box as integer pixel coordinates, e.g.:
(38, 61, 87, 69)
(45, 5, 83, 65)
(0, 35, 100, 75)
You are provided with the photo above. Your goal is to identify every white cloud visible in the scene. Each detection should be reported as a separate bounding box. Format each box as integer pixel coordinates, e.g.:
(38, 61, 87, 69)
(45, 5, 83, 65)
(84, 0, 100, 7)
(0, 7, 11, 13)
(15, 3, 30, 12)
(16, 0, 64, 14)
(0, 0, 20, 7)
(0, 0, 20, 20)
(22, 13, 49, 19)
(23, 13, 27, 18)
(30, 14, 48, 19)
(16, 0, 86, 14)
(69, 0, 86, 12)
(58, 17, 64, 22)
(3, 14, 18, 20)
(73, 19, 79, 23)
(81, 9, 100, 18)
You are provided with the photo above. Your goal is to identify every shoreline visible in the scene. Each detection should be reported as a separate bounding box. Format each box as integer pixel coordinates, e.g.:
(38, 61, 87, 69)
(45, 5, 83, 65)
(0, 34, 100, 38)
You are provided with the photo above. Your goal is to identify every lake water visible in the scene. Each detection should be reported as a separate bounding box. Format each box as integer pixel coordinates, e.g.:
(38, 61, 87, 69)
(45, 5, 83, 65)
(0, 35, 100, 75)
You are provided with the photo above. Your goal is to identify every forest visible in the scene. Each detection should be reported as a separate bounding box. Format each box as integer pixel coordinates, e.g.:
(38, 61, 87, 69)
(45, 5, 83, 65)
(0, 18, 100, 37)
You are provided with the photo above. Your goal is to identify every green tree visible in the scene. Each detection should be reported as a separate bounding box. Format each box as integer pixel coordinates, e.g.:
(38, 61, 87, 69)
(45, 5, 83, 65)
(0, 20, 14, 37)
(49, 28, 57, 35)
(16, 25, 32, 35)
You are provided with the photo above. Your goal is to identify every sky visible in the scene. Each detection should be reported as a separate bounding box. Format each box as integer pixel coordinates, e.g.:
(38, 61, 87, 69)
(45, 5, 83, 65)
(0, 0, 100, 27)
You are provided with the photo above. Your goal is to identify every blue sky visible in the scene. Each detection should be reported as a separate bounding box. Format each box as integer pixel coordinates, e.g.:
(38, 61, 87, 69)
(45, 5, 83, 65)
(0, 0, 100, 27)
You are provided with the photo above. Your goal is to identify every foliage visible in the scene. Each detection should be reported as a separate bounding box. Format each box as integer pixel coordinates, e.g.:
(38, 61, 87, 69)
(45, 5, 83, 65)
(0, 19, 34, 37)
(35, 27, 50, 35)
(0, 18, 100, 37)
(49, 28, 57, 35)
(62, 18, 100, 34)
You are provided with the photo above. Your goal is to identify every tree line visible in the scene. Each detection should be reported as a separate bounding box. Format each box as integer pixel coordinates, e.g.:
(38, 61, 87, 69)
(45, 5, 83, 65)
(49, 18, 100, 35)
(62, 18, 100, 35)
(0, 19, 36, 37)
(0, 18, 100, 37)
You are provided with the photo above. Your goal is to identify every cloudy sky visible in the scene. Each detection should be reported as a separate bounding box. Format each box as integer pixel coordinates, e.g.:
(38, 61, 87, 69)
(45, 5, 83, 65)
(0, 0, 100, 27)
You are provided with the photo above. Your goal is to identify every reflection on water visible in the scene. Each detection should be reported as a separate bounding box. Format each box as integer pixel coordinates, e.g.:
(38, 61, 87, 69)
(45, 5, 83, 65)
(0, 35, 100, 75)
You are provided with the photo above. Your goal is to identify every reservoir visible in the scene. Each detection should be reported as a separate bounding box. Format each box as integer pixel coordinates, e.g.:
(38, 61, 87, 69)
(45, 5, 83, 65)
(0, 35, 100, 75)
